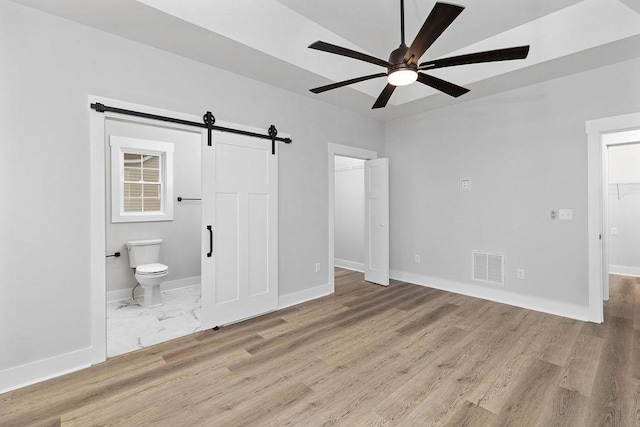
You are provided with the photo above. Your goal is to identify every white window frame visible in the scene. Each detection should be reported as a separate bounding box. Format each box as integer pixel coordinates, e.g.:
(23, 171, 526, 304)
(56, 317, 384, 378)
(110, 136, 174, 223)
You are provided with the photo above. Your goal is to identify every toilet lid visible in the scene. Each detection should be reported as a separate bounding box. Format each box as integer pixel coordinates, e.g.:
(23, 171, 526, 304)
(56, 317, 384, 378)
(136, 263, 168, 275)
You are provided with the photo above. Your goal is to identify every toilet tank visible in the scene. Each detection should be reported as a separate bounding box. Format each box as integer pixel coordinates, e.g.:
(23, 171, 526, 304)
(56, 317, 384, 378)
(125, 239, 163, 268)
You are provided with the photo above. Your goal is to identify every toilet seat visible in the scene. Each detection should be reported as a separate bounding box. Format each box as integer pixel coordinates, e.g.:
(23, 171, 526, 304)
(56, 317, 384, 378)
(136, 263, 168, 276)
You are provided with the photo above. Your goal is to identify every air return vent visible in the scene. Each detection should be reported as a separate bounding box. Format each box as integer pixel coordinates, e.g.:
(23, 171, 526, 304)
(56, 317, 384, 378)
(472, 250, 504, 285)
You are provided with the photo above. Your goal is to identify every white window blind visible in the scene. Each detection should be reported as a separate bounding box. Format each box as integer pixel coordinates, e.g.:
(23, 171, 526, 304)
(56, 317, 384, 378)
(123, 153, 162, 213)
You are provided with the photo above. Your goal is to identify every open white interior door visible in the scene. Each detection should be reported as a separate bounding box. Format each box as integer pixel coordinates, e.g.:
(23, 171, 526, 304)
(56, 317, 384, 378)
(201, 132, 278, 329)
(364, 158, 389, 286)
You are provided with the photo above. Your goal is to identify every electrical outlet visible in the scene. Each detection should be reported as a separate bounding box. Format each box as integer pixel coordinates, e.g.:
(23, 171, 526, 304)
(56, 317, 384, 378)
(517, 269, 525, 280)
(550, 210, 557, 220)
(414, 254, 420, 263)
(315, 263, 320, 273)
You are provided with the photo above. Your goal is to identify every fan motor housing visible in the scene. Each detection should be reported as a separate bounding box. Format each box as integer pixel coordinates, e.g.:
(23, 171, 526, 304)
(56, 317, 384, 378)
(389, 43, 408, 64)
(388, 43, 417, 74)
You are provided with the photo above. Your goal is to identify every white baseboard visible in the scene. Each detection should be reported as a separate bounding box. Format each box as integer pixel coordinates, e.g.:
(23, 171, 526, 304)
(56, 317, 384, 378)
(609, 265, 640, 277)
(0, 346, 94, 395)
(390, 270, 591, 322)
(107, 276, 201, 302)
(334, 259, 364, 272)
(278, 282, 333, 309)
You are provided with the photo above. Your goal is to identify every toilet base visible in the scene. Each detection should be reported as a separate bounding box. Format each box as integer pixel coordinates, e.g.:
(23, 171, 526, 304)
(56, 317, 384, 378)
(140, 284, 163, 308)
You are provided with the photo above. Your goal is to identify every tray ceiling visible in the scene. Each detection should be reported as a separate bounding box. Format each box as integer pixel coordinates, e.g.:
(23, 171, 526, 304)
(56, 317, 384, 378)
(11, 0, 640, 120)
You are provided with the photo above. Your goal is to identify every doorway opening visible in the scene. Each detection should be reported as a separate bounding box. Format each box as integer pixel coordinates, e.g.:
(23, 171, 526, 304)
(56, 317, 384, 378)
(90, 97, 208, 363)
(328, 143, 388, 292)
(586, 111, 640, 323)
(603, 134, 640, 288)
(605, 140, 640, 321)
(91, 97, 284, 363)
(104, 117, 202, 358)
(334, 155, 366, 273)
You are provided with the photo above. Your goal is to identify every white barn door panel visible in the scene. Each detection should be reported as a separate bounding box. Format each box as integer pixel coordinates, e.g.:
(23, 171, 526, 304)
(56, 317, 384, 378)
(202, 132, 278, 329)
(364, 158, 389, 286)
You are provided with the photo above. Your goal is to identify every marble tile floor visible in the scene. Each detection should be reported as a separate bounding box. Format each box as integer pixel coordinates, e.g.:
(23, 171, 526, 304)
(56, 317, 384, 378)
(106, 285, 201, 358)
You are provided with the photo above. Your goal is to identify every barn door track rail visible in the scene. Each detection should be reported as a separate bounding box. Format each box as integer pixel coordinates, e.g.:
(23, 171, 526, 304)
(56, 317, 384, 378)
(90, 103, 292, 155)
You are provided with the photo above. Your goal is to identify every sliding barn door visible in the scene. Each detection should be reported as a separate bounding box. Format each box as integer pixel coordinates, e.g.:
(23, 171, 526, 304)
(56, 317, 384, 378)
(364, 158, 389, 286)
(201, 132, 278, 329)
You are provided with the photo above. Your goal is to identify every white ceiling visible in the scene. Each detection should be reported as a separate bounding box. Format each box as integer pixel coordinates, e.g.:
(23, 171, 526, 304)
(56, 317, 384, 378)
(11, 0, 640, 121)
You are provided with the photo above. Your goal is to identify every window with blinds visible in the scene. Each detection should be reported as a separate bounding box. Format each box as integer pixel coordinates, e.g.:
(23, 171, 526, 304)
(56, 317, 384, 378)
(110, 136, 174, 223)
(123, 153, 162, 212)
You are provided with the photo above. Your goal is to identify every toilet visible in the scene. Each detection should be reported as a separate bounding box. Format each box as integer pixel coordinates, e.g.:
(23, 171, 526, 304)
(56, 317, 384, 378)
(125, 239, 169, 308)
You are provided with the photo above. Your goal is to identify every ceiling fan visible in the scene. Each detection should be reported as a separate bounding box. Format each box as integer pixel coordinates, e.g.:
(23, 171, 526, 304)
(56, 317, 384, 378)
(308, 0, 530, 109)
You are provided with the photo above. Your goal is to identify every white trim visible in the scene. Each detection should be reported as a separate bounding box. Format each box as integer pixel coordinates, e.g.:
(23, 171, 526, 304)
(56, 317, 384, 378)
(328, 143, 378, 295)
(278, 283, 333, 309)
(390, 270, 590, 322)
(335, 164, 365, 172)
(89, 100, 107, 364)
(586, 111, 640, 323)
(608, 265, 640, 277)
(0, 347, 93, 395)
(107, 278, 201, 303)
(334, 259, 364, 272)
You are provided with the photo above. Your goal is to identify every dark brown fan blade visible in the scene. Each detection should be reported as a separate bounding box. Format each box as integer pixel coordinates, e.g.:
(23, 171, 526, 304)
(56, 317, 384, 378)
(309, 41, 392, 68)
(417, 72, 469, 98)
(310, 73, 387, 94)
(372, 84, 396, 109)
(419, 46, 530, 70)
(404, 3, 464, 65)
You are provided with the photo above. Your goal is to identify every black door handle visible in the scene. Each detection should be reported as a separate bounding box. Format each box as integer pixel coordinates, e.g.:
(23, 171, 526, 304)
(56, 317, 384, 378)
(207, 225, 213, 258)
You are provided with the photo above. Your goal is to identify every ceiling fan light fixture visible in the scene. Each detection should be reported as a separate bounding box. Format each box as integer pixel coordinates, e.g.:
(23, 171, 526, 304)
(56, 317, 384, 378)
(307, 2, 530, 109)
(387, 69, 418, 86)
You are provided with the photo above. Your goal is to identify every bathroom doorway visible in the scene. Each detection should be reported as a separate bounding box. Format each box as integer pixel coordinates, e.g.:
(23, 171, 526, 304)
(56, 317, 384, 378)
(104, 117, 203, 357)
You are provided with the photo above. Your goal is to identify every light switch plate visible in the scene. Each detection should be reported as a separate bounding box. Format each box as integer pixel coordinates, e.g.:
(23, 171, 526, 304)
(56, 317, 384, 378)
(611, 227, 618, 235)
(559, 209, 573, 220)
(460, 179, 471, 191)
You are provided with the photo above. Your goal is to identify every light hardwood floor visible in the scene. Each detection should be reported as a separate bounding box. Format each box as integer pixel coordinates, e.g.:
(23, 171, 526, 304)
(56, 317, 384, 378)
(2, 270, 639, 426)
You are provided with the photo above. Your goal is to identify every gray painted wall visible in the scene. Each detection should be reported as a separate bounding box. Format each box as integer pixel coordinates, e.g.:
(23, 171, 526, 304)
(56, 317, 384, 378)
(385, 56, 640, 307)
(105, 119, 202, 294)
(608, 143, 640, 271)
(0, 0, 384, 372)
(3, 0, 640, 392)
(334, 156, 365, 268)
